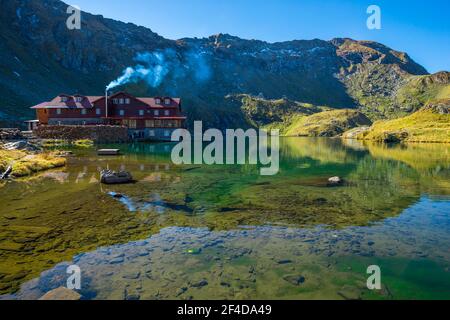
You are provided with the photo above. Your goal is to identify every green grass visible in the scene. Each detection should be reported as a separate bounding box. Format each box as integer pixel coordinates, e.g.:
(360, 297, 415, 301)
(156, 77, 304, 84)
(42, 139, 94, 148)
(0, 149, 66, 178)
(357, 102, 450, 143)
(230, 94, 326, 134)
(285, 109, 372, 137)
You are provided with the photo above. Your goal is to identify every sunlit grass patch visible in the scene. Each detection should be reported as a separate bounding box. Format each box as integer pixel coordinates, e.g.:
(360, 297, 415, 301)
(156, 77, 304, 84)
(0, 149, 66, 178)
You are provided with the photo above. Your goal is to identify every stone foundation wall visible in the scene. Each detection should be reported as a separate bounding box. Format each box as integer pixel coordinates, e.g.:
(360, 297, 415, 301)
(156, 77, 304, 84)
(0, 128, 23, 140)
(34, 125, 129, 143)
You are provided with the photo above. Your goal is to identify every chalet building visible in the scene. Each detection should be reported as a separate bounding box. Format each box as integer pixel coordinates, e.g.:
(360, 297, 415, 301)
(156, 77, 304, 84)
(30, 92, 186, 141)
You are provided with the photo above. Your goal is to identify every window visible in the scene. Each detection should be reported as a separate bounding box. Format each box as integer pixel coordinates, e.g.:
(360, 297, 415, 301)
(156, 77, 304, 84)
(119, 98, 124, 104)
(129, 120, 137, 129)
(164, 98, 171, 105)
(61, 97, 68, 102)
(139, 110, 144, 116)
(155, 98, 161, 104)
(164, 110, 170, 116)
(56, 108, 61, 115)
(154, 110, 159, 116)
(75, 97, 83, 102)
(149, 130, 155, 137)
(145, 120, 155, 128)
(113, 99, 118, 104)
(119, 110, 125, 116)
(164, 130, 170, 137)
(81, 109, 87, 115)
(125, 98, 130, 104)
(96, 108, 101, 115)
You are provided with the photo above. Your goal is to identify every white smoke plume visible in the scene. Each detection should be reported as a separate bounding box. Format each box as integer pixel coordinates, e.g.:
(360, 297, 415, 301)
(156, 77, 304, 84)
(106, 49, 212, 91)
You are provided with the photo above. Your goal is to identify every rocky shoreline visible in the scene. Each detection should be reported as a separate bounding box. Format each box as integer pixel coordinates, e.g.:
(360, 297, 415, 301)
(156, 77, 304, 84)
(0, 140, 66, 180)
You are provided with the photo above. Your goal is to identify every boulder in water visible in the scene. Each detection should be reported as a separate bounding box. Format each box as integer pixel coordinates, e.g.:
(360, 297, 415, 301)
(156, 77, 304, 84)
(39, 287, 81, 300)
(100, 169, 133, 184)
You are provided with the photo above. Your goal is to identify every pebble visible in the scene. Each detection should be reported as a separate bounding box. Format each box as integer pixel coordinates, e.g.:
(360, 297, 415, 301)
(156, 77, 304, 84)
(190, 280, 208, 288)
(123, 272, 141, 280)
(109, 257, 125, 264)
(176, 287, 188, 296)
(277, 259, 293, 265)
(282, 275, 306, 286)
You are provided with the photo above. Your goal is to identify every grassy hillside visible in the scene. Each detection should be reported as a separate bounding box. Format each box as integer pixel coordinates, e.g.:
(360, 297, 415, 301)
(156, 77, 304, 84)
(285, 109, 372, 137)
(395, 72, 450, 111)
(355, 100, 450, 143)
(228, 94, 326, 132)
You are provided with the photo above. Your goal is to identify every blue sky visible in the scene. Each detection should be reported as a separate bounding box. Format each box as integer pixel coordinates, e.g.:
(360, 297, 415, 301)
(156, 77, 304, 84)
(70, 0, 449, 73)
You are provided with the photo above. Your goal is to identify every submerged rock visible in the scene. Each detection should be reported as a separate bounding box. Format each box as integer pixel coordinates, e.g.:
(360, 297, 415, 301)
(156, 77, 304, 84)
(39, 287, 81, 300)
(190, 279, 208, 288)
(337, 286, 361, 300)
(282, 275, 306, 286)
(122, 272, 141, 280)
(277, 259, 293, 265)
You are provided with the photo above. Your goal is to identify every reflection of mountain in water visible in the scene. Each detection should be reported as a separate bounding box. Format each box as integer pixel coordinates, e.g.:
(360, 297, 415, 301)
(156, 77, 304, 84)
(1, 139, 449, 295)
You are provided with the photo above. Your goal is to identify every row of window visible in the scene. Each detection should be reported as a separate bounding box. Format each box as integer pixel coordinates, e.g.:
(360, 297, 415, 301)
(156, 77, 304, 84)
(112, 98, 131, 105)
(55, 108, 171, 116)
(155, 98, 172, 105)
(131, 130, 171, 138)
(59, 97, 173, 105)
(112, 98, 171, 105)
(123, 119, 181, 128)
(57, 108, 102, 115)
(119, 109, 170, 116)
(60, 97, 84, 103)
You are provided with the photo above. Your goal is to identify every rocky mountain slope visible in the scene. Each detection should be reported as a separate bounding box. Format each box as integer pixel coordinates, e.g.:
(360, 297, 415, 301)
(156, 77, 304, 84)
(0, 0, 448, 129)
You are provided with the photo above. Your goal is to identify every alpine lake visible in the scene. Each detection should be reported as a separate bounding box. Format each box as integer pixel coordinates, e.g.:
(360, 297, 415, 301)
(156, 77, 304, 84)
(0, 137, 449, 300)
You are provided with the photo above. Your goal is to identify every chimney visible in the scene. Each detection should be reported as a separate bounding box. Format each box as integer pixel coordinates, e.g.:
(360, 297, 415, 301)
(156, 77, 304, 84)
(105, 88, 109, 119)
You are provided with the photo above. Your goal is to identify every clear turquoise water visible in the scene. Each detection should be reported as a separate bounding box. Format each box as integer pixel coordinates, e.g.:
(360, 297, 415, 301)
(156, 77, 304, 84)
(1, 138, 449, 299)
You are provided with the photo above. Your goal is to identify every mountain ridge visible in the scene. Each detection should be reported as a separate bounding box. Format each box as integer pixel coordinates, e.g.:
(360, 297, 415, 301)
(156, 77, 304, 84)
(0, 0, 447, 129)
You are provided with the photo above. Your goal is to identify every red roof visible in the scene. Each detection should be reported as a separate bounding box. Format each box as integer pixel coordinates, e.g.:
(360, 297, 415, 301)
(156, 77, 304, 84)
(137, 97, 181, 109)
(108, 92, 181, 108)
(31, 93, 181, 109)
(30, 101, 51, 109)
(31, 94, 101, 109)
